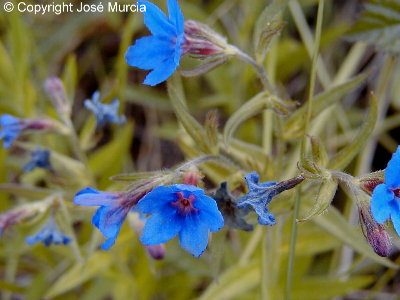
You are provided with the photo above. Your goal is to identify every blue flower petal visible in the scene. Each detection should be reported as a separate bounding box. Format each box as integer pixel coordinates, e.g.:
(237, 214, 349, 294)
(179, 214, 209, 257)
(137, 185, 179, 213)
(0, 114, 22, 149)
(139, 0, 175, 37)
(167, 0, 184, 34)
(74, 188, 118, 206)
(26, 217, 71, 247)
(125, 36, 174, 70)
(84, 92, 125, 129)
(101, 236, 118, 250)
(143, 57, 178, 86)
(390, 203, 400, 236)
(371, 184, 393, 223)
(141, 209, 182, 245)
(385, 146, 400, 188)
(97, 206, 126, 239)
(195, 196, 224, 232)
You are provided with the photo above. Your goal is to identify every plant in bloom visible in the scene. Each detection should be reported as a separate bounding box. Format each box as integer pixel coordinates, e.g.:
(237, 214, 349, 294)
(0, 114, 53, 148)
(84, 91, 126, 129)
(26, 216, 71, 246)
(23, 148, 53, 172)
(137, 184, 224, 257)
(237, 172, 304, 225)
(74, 187, 146, 250)
(371, 146, 400, 235)
(125, 0, 184, 86)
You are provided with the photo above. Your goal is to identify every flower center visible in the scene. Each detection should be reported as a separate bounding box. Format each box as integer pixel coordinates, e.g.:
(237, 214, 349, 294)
(389, 187, 400, 197)
(171, 192, 198, 215)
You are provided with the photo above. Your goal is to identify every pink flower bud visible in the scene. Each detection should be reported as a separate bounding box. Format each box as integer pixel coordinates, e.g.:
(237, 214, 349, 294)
(182, 170, 202, 186)
(183, 20, 226, 58)
(359, 207, 392, 257)
(44, 77, 70, 117)
(145, 244, 166, 260)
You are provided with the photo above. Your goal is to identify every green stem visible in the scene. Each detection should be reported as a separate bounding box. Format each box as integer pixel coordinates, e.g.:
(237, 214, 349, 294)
(285, 1, 324, 299)
(234, 49, 275, 93)
(58, 197, 84, 263)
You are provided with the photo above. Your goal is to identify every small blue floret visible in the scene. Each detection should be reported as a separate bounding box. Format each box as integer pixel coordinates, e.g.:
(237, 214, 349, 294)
(26, 216, 71, 247)
(84, 91, 126, 129)
(23, 148, 53, 172)
(371, 146, 400, 235)
(237, 172, 278, 226)
(0, 114, 24, 148)
(74, 187, 135, 250)
(125, 0, 185, 86)
(137, 184, 224, 257)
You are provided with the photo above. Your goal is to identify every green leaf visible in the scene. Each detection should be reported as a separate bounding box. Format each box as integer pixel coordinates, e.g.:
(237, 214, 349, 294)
(88, 122, 134, 177)
(298, 180, 338, 222)
(283, 72, 370, 138)
(292, 276, 374, 300)
(0, 184, 52, 199)
(328, 92, 378, 170)
(199, 261, 260, 300)
(347, 0, 400, 54)
(223, 91, 296, 146)
(311, 205, 397, 268)
(253, 0, 289, 63)
(0, 280, 26, 293)
(167, 74, 213, 153)
(44, 252, 113, 298)
(61, 55, 78, 104)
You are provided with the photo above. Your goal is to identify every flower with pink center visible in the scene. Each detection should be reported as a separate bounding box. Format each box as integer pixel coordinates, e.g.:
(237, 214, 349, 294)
(137, 184, 224, 257)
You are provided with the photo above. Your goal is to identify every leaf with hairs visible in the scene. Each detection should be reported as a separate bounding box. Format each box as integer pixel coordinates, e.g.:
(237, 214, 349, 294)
(347, 0, 400, 54)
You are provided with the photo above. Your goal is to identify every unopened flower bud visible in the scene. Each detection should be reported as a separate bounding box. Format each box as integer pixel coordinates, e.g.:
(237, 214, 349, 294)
(359, 207, 392, 257)
(145, 244, 166, 260)
(183, 20, 232, 58)
(44, 77, 71, 118)
(182, 169, 203, 186)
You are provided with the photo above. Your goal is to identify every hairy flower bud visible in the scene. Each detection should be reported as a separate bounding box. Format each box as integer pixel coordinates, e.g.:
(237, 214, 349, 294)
(359, 207, 392, 257)
(183, 20, 227, 58)
(44, 77, 71, 118)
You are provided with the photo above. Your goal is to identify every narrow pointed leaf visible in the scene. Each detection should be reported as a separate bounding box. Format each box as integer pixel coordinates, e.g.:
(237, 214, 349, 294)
(328, 92, 378, 170)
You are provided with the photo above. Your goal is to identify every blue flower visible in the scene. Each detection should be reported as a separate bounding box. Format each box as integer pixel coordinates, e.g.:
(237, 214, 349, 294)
(125, 0, 184, 86)
(26, 216, 71, 246)
(137, 184, 224, 257)
(23, 148, 53, 172)
(212, 182, 254, 231)
(371, 146, 400, 235)
(0, 114, 24, 148)
(74, 187, 141, 250)
(0, 114, 54, 148)
(84, 92, 126, 129)
(237, 172, 278, 226)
